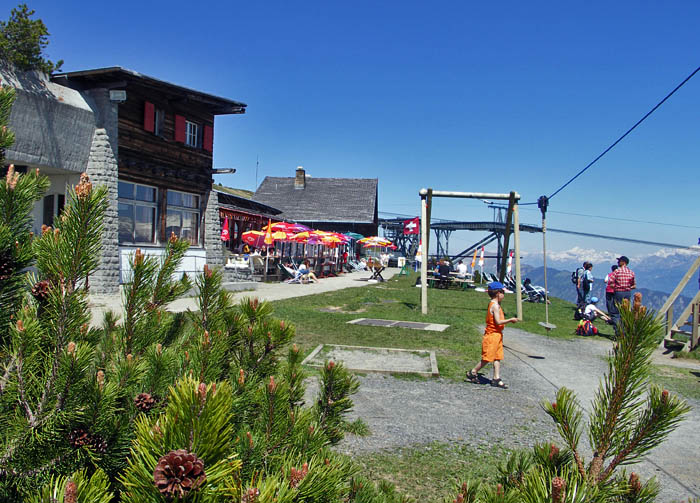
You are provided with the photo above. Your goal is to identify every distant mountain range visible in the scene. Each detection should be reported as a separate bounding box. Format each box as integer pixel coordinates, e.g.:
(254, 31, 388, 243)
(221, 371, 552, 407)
(519, 246, 700, 302)
(519, 265, 692, 313)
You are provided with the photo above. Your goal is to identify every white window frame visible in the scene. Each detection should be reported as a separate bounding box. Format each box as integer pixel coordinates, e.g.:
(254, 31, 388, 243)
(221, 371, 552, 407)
(118, 181, 158, 245)
(185, 120, 199, 147)
(166, 189, 201, 246)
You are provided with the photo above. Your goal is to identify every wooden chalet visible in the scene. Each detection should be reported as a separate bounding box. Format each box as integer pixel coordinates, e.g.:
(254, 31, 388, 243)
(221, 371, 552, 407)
(3, 62, 247, 292)
(253, 167, 379, 237)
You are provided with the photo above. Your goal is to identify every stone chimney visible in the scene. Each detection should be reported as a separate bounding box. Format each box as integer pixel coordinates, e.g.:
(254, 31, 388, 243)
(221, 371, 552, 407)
(294, 166, 306, 189)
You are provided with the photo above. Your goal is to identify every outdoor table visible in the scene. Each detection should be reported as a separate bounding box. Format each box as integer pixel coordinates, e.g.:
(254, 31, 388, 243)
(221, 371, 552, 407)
(368, 265, 386, 281)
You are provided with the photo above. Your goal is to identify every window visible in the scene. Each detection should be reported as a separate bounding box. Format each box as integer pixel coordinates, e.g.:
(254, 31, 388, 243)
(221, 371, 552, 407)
(118, 181, 157, 244)
(43, 195, 54, 227)
(166, 189, 200, 246)
(185, 121, 200, 147)
(155, 108, 165, 136)
(42, 194, 66, 227)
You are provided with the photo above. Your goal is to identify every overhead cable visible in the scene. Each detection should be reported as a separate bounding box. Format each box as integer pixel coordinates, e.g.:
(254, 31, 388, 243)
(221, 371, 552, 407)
(521, 65, 700, 205)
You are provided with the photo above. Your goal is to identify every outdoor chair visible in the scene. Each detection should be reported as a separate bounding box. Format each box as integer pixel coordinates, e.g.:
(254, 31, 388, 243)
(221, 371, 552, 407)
(279, 263, 304, 284)
(251, 256, 265, 275)
(523, 282, 547, 303)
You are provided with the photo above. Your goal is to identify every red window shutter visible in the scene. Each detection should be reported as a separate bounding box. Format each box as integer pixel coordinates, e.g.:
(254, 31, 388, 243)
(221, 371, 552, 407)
(174, 115, 186, 143)
(143, 101, 155, 132)
(203, 125, 213, 152)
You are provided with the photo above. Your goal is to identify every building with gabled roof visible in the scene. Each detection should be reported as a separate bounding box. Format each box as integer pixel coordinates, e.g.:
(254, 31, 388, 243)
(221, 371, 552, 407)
(253, 167, 378, 237)
(2, 61, 247, 293)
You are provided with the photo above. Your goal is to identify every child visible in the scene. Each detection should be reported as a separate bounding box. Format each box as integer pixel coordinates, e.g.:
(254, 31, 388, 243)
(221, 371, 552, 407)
(466, 281, 518, 389)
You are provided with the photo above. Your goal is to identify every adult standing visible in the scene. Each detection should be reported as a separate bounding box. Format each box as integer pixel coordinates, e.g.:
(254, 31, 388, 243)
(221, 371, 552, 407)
(608, 256, 636, 331)
(575, 262, 587, 307)
(582, 262, 594, 305)
(604, 265, 618, 313)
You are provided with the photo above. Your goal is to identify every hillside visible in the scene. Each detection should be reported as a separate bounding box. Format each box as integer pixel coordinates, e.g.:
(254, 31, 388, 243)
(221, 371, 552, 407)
(520, 265, 692, 313)
(520, 247, 700, 300)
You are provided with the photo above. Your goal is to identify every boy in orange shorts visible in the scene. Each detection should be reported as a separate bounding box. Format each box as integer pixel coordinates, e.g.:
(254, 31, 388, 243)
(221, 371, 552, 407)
(466, 281, 518, 389)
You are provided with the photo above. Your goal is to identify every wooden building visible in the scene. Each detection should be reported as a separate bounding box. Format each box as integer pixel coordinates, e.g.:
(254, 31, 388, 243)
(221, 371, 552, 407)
(216, 187, 282, 252)
(4, 62, 247, 292)
(253, 167, 379, 237)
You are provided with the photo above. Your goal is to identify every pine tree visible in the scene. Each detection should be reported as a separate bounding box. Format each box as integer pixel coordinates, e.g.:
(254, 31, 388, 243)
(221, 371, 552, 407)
(1, 164, 375, 501)
(0, 85, 49, 337)
(0, 4, 63, 73)
(0, 173, 107, 498)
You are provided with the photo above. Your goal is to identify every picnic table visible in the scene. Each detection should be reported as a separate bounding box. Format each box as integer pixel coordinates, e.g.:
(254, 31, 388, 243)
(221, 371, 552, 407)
(426, 270, 474, 290)
(367, 259, 386, 281)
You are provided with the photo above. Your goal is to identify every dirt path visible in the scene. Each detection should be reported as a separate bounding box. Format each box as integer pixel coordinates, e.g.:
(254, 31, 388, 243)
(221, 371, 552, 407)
(337, 328, 700, 502)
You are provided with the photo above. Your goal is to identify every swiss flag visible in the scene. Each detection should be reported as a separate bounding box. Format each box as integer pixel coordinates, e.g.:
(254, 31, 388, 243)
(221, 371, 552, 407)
(403, 217, 420, 235)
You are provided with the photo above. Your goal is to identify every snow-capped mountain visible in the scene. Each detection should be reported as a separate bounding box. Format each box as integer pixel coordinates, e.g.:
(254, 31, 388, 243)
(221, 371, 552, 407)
(520, 246, 700, 298)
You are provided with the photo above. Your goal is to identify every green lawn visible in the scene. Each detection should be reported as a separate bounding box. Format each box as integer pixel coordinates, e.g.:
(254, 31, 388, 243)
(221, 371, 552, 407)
(650, 364, 700, 401)
(352, 442, 507, 503)
(270, 272, 606, 381)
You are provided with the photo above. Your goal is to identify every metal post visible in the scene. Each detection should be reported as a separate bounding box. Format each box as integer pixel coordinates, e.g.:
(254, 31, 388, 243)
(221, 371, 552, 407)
(538, 195, 555, 330)
(693, 303, 699, 350)
(513, 202, 522, 320)
(420, 195, 429, 315)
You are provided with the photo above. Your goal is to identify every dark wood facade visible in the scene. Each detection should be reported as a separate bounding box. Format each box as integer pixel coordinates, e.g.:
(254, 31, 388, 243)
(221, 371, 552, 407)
(53, 67, 246, 246)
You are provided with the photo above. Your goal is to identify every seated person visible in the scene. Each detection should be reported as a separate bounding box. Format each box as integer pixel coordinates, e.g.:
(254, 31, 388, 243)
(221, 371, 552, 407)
(437, 260, 451, 289)
(456, 260, 468, 279)
(298, 259, 319, 283)
(584, 297, 611, 323)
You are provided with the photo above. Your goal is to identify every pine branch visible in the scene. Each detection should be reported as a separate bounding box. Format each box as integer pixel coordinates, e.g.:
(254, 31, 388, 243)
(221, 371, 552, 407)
(15, 348, 36, 426)
(599, 387, 690, 481)
(0, 356, 16, 395)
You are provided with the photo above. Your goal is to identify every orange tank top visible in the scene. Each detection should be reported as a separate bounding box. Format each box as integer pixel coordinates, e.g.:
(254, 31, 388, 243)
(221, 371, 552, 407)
(485, 299, 505, 335)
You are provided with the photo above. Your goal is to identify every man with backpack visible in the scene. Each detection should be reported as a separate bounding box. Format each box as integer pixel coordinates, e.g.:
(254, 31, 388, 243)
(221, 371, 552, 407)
(572, 262, 588, 307)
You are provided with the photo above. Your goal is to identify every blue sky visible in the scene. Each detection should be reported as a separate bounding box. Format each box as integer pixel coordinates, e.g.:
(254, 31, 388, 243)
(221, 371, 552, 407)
(21, 0, 700, 258)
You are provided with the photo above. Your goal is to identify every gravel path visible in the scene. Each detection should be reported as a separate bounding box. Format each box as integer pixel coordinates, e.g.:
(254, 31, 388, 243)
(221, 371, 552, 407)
(334, 327, 700, 502)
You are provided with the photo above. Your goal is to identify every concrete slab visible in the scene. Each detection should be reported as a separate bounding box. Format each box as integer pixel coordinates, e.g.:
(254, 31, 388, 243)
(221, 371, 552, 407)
(347, 318, 450, 332)
(302, 344, 439, 377)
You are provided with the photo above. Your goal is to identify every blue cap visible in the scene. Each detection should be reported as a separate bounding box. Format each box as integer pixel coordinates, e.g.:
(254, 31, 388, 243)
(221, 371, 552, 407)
(488, 281, 505, 290)
(590, 296, 599, 304)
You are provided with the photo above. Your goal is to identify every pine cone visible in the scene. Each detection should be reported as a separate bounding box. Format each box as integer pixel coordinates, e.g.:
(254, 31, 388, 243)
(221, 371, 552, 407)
(0, 250, 13, 281)
(68, 428, 91, 448)
(551, 477, 566, 503)
(68, 428, 107, 452)
(242, 487, 260, 503)
(153, 449, 206, 498)
(91, 435, 108, 453)
(31, 280, 51, 302)
(64, 480, 77, 503)
(134, 392, 156, 413)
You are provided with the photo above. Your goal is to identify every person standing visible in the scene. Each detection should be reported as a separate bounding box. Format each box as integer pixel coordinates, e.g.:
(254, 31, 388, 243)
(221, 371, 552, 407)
(582, 262, 594, 305)
(604, 265, 618, 313)
(608, 256, 636, 330)
(466, 282, 519, 389)
(575, 262, 587, 307)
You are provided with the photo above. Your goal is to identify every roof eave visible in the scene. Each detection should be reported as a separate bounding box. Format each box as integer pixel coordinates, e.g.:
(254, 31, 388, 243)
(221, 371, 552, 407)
(52, 66, 247, 114)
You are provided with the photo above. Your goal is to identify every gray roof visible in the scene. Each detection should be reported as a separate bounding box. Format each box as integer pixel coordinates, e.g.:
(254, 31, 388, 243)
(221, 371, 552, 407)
(1, 60, 95, 172)
(253, 176, 378, 223)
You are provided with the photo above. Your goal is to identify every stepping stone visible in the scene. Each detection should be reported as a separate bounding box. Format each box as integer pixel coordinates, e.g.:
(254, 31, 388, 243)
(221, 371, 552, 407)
(347, 318, 449, 332)
(302, 344, 439, 377)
